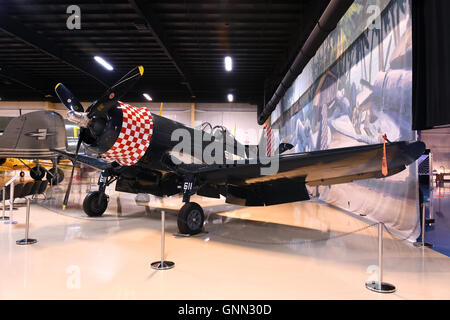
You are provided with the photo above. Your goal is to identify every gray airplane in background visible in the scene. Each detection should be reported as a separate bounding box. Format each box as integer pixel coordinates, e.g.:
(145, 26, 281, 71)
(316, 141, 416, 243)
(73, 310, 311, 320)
(0, 110, 67, 183)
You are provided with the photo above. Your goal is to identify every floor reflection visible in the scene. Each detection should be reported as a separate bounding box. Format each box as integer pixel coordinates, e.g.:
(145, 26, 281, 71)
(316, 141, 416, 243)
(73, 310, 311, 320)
(1, 168, 450, 299)
(35, 168, 371, 249)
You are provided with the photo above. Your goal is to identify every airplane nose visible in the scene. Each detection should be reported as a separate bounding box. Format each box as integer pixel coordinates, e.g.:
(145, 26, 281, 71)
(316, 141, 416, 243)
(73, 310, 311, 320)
(102, 102, 153, 166)
(67, 111, 90, 127)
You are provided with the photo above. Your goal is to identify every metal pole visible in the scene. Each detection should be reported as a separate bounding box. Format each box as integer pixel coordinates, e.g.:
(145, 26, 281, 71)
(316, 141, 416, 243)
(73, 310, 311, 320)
(7, 181, 17, 224)
(429, 152, 434, 220)
(378, 222, 383, 287)
(429, 152, 433, 191)
(16, 198, 37, 245)
(151, 210, 174, 270)
(422, 203, 425, 247)
(10, 181, 14, 213)
(25, 198, 30, 240)
(414, 203, 433, 247)
(429, 186, 435, 223)
(0, 186, 8, 221)
(161, 210, 165, 266)
(365, 222, 396, 293)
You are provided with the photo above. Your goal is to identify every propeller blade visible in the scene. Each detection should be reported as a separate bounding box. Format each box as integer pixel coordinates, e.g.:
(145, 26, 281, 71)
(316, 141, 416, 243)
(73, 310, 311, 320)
(62, 138, 82, 210)
(55, 83, 84, 112)
(87, 65, 144, 117)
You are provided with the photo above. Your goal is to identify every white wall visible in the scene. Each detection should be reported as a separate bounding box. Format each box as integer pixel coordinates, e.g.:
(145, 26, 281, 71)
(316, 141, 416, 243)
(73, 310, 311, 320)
(0, 100, 259, 144)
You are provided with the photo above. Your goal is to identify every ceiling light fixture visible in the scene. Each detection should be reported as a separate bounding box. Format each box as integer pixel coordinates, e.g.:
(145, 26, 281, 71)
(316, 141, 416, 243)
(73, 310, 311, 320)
(143, 93, 152, 101)
(227, 94, 234, 102)
(94, 56, 114, 71)
(224, 56, 233, 71)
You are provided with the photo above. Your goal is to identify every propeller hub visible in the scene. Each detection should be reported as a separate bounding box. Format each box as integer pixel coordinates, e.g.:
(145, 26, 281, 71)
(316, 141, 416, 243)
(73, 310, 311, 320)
(67, 111, 90, 128)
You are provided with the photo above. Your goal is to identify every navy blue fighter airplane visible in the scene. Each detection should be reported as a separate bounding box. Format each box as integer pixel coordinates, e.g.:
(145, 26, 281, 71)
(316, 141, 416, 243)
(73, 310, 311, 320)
(52, 66, 425, 235)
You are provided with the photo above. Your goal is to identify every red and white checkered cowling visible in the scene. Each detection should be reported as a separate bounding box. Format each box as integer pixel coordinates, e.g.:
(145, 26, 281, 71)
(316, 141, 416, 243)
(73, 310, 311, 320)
(102, 102, 153, 166)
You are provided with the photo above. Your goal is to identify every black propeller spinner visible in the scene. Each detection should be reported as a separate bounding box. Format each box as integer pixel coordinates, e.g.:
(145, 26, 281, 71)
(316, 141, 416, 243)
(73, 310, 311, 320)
(55, 65, 144, 210)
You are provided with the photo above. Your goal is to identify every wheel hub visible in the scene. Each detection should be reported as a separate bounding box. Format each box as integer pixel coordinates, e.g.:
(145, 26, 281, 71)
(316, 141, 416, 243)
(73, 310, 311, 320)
(187, 209, 202, 230)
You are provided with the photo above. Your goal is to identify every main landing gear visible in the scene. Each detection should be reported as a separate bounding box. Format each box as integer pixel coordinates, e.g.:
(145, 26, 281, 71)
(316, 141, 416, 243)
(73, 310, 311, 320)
(81, 171, 206, 235)
(83, 170, 112, 217)
(29, 165, 64, 185)
(177, 202, 205, 235)
(83, 191, 108, 217)
(30, 165, 45, 181)
(176, 174, 205, 235)
(47, 167, 64, 185)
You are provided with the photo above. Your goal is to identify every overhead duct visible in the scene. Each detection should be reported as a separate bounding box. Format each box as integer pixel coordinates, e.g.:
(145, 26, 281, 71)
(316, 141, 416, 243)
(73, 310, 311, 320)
(258, 0, 354, 125)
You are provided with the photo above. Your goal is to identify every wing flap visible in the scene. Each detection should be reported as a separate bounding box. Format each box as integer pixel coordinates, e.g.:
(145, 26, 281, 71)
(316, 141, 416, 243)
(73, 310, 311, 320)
(225, 177, 310, 206)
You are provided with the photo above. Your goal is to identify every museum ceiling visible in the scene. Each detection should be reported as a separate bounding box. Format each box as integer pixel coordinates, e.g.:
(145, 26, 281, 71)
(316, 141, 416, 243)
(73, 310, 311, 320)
(0, 0, 330, 104)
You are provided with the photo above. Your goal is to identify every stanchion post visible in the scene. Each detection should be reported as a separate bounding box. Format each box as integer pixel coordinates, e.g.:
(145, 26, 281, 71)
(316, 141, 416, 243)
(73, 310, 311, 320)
(0, 186, 9, 221)
(365, 222, 396, 293)
(16, 198, 37, 245)
(151, 210, 175, 270)
(414, 203, 433, 248)
(5, 181, 17, 224)
(10, 181, 14, 213)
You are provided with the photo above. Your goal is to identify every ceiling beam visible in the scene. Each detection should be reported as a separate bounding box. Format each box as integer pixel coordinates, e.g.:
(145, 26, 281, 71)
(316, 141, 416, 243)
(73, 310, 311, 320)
(0, 10, 113, 88)
(0, 65, 54, 98)
(128, 0, 195, 98)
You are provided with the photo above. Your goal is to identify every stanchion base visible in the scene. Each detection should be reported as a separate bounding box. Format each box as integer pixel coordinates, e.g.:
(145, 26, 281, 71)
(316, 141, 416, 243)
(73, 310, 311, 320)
(0, 216, 9, 221)
(151, 261, 175, 270)
(413, 242, 433, 248)
(16, 238, 37, 245)
(3, 220, 17, 225)
(365, 281, 396, 293)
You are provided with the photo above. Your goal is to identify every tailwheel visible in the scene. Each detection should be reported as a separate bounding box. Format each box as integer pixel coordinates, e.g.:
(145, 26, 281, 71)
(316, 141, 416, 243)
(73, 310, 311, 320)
(177, 202, 205, 235)
(83, 191, 108, 217)
(30, 165, 45, 180)
(20, 171, 25, 178)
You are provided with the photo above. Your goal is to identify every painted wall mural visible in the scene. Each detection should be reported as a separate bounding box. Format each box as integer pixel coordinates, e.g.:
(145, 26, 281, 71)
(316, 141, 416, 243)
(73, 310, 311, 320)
(271, 0, 419, 240)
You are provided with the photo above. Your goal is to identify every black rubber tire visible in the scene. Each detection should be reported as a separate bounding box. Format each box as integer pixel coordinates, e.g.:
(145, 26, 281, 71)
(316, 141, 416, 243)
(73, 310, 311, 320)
(47, 167, 64, 185)
(83, 191, 108, 217)
(30, 165, 45, 180)
(177, 202, 205, 235)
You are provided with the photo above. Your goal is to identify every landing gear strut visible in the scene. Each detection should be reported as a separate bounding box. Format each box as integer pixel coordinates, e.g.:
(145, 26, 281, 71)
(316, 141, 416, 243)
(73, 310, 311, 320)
(176, 175, 205, 235)
(83, 170, 114, 217)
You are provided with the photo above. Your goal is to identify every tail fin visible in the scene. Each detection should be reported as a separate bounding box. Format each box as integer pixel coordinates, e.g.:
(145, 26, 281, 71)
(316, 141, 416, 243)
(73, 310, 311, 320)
(0, 111, 66, 158)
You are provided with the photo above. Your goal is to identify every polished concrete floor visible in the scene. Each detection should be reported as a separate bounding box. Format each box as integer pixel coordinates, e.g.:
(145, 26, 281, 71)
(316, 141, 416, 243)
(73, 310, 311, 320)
(425, 184, 450, 257)
(0, 173, 449, 299)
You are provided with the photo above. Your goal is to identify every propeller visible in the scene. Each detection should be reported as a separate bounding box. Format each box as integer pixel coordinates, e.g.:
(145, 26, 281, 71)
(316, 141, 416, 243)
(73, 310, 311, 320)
(55, 65, 144, 210)
(86, 65, 144, 118)
(55, 83, 84, 112)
